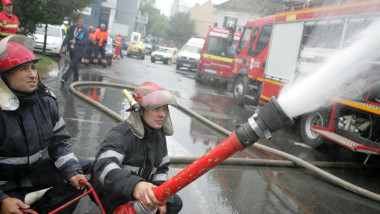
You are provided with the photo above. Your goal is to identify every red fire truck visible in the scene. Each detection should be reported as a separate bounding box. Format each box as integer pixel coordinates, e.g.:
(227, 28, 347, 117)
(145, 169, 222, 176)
(197, 26, 242, 85)
(230, 0, 380, 159)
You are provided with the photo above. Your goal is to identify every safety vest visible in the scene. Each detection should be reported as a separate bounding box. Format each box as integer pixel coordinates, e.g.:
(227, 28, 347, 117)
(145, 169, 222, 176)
(94, 28, 108, 47)
(89, 32, 96, 41)
(116, 37, 122, 46)
(0, 11, 19, 39)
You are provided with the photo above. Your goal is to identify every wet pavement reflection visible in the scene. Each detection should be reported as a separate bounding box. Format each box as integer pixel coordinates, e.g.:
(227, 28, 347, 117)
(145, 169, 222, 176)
(40, 56, 380, 213)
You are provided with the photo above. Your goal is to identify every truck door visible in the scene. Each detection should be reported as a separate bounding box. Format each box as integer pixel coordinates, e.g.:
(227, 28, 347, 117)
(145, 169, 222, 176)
(260, 22, 304, 103)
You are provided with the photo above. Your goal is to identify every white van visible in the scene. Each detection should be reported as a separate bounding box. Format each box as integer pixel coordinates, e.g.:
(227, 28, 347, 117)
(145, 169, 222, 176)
(31, 24, 66, 56)
(176, 37, 205, 70)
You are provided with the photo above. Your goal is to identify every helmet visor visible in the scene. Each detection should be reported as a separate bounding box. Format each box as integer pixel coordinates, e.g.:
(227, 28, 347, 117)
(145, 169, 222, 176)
(0, 35, 35, 54)
(138, 90, 177, 110)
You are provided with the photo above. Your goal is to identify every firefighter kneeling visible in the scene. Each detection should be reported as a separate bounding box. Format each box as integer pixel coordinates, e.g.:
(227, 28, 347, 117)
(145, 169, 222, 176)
(93, 82, 183, 214)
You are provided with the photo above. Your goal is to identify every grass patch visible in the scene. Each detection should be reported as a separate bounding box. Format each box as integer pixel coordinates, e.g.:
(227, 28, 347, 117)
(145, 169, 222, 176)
(35, 54, 56, 77)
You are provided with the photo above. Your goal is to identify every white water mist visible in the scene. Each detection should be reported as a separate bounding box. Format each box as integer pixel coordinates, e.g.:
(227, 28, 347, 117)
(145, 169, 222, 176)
(278, 20, 380, 118)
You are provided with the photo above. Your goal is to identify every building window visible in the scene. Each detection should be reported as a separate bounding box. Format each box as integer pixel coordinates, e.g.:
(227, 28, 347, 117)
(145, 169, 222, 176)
(223, 16, 237, 28)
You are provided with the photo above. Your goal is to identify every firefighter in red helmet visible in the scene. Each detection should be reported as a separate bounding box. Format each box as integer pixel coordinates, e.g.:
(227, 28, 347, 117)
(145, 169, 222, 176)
(0, 0, 23, 40)
(0, 35, 92, 214)
(93, 82, 183, 214)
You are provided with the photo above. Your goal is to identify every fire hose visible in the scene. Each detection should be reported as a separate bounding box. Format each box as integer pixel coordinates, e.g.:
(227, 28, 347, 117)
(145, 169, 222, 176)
(22, 180, 106, 214)
(69, 81, 380, 213)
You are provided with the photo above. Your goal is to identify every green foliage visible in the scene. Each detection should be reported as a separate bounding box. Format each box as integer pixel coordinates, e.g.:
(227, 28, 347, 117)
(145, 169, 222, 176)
(167, 12, 194, 44)
(141, 1, 169, 38)
(12, 0, 94, 35)
(140, 0, 156, 14)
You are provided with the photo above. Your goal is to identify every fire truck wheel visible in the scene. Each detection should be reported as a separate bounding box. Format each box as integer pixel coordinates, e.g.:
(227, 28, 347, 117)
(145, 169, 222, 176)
(300, 111, 330, 148)
(233, 76, 248, 106)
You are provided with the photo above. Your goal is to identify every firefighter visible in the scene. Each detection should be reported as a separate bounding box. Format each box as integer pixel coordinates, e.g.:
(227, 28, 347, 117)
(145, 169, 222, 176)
(0, 0, 22, 40)
(0, 35, 92, 214)
(61, 20, 69, 34)
(94, 24, 108, 68)
(113, 34, 122, 60)
(138, 39, 144, 58)
(82, 25, 96, 65)
(93, 82, 183, 214)
(60, 15, 89, 85)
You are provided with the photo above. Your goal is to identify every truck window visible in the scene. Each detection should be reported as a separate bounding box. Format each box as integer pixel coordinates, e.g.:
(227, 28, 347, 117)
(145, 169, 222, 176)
(236, 26, 252, 53)
(252, 24, 273, 57)
(205, 36, 235, 58)
(247, 27, 260, 56)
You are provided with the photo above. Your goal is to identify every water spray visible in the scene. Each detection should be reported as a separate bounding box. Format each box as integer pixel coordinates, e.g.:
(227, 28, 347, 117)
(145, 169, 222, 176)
(114, 97, 293, 214)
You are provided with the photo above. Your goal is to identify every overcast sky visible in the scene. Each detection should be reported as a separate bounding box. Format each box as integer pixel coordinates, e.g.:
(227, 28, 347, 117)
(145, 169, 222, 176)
(155, 0, 228, 17)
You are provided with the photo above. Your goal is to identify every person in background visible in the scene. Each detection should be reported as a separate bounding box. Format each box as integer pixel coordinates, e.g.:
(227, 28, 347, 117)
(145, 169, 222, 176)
(93, 24, 108, 68)
(82, 25, 96, 65)
(0, 0, 22, 40)
(120, 36, 125, 59)
(138, 39, 144, 58)
(0, 35, 92, 214)
(93, 82, 183, 214)
(61, 20, 69, 34)
(113, 34, 122, 60)
(60, 15, 89, 85)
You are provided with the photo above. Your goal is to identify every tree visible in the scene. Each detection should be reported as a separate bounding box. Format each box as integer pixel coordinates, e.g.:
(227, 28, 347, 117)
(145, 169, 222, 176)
(13, 0, 94, 55)
(167, 12, 194, 45)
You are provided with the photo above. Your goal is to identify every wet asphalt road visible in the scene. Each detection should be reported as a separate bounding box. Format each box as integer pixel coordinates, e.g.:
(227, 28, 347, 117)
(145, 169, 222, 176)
(40, 53, 380, 214)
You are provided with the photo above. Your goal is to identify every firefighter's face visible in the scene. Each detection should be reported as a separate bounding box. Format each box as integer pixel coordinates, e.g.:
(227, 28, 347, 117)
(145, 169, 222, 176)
(142, 105, 167, 129)
(3, 4, 12, 14)
(6, 62, 38, 92)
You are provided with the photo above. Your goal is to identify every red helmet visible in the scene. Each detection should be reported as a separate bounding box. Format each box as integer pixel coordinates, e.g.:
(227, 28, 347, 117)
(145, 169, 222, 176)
(133, 82, 176, 110)
(0, 35, 39, 74)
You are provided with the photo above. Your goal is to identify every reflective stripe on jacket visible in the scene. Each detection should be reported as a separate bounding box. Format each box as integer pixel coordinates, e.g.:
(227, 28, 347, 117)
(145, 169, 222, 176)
(93, 120, 170, 211)
(0, 11, 19, 39)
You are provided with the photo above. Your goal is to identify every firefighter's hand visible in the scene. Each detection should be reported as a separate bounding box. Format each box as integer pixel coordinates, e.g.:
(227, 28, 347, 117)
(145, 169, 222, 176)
(1, 197, 29, 214)
(69, 174, 87, 190)
(61, 46, 66, 54)
(158, 203, 167, 214)
(133, 181, 159, 212)
(69, 40, 76, 44)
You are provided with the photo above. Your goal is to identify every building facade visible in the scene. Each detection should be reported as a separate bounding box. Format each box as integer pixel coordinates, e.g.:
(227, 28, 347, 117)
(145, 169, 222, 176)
(81, 0, 145, 40)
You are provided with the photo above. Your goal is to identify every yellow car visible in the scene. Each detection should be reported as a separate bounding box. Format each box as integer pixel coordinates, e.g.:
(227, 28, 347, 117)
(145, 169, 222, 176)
(126, 41, 145, 59)
(151, 47, 178, 64)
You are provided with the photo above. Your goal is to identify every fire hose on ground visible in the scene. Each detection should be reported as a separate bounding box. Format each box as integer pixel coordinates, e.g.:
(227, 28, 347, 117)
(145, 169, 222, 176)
(67, 81, 380, 211)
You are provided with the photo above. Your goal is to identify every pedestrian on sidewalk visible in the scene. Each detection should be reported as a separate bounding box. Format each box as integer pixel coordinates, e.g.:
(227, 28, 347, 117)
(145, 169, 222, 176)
(60, 15, 89, 85)
(0, 35, 92, 214)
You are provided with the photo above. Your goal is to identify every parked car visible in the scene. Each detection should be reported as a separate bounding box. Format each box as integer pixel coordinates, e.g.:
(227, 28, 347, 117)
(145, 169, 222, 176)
(30, 24, 66, 56)
(126, 41, 145, 59)
(145, 43, 152, 55)
(151, 47, 178, 64)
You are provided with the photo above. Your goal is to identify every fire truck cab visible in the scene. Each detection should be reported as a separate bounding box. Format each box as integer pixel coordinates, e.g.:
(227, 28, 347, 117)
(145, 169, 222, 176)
(197, 26, 241, 85)
(229, 15, 275, 105)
